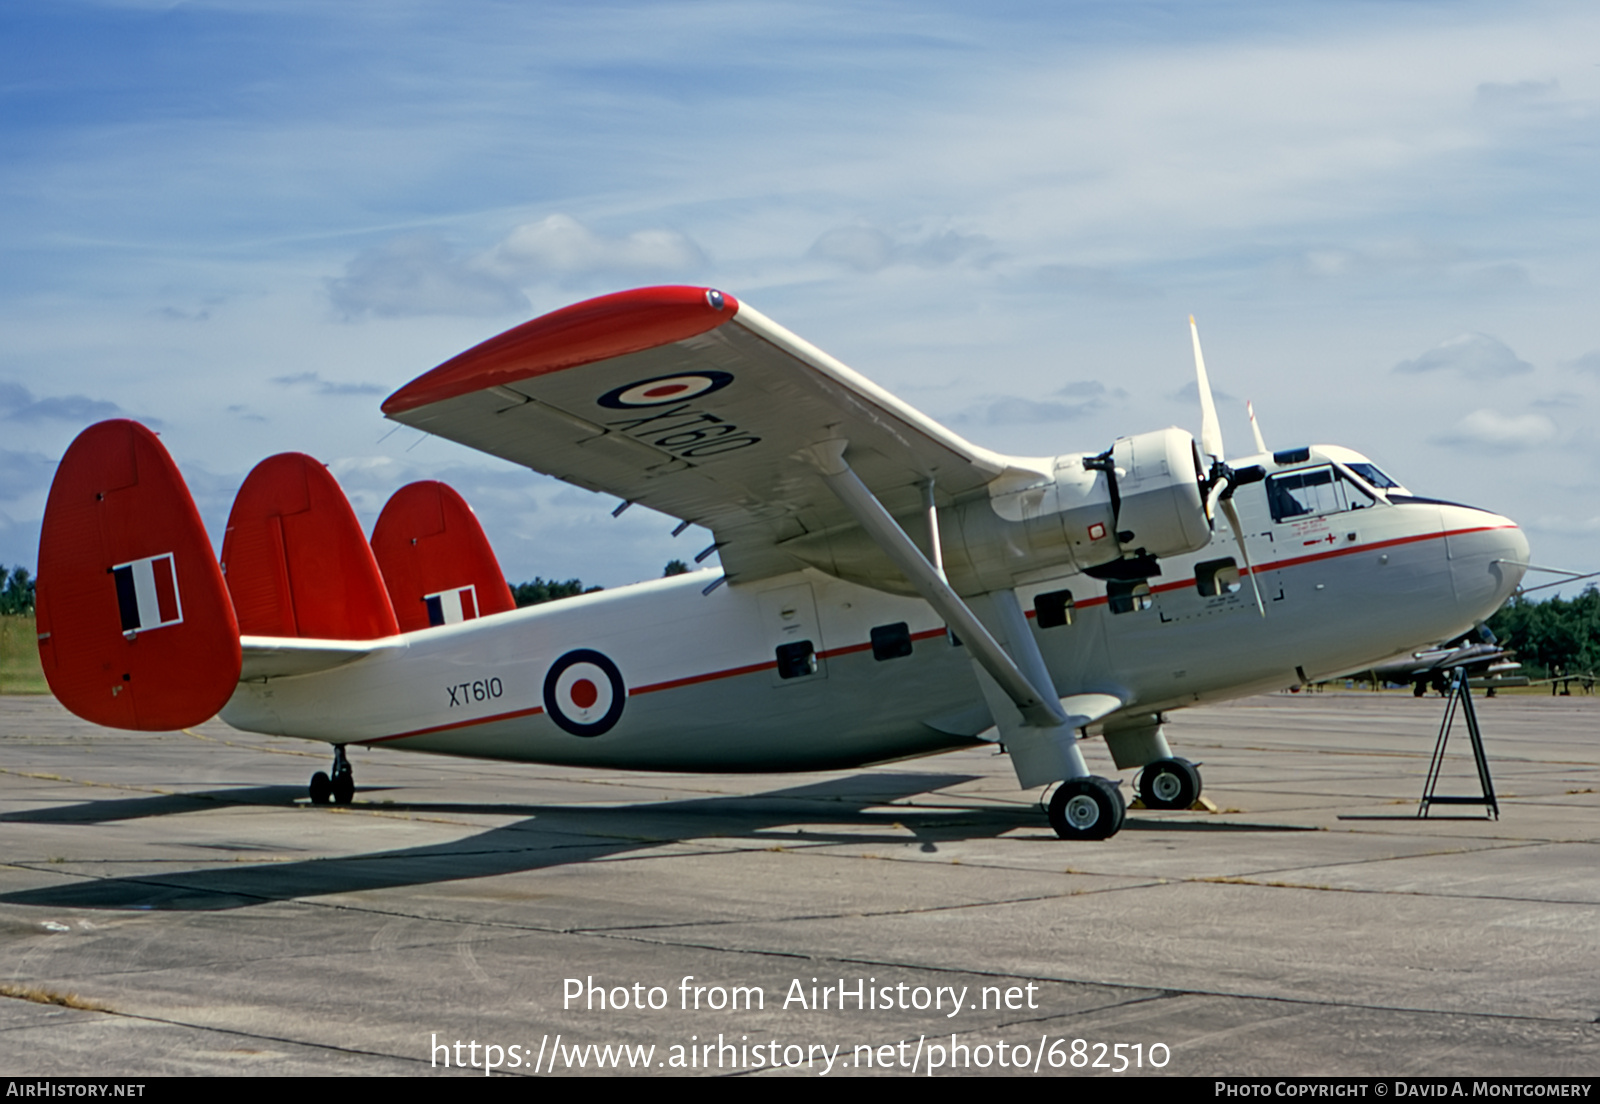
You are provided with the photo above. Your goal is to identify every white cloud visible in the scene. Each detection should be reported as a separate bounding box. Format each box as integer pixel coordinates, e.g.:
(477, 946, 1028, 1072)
(0, 381, 125, 424)
(1393, 333, 1533, 380)
(1526, 514, 1600, 535)
(1474, 79, 1561, 111)
(327, 216, 709, 319)
(483, 215, 706, 280)
(271, 371, 385, 397)
(1433, 409, 1555, 450)
(808, 225, 995, 273)
(0, 450, 53, 502)
(327, 235, 530, 320)
(1568, 351, 1600, 375)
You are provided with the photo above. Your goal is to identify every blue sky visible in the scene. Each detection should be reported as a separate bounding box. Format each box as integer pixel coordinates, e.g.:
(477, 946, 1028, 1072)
(3, 0, 1597, 593)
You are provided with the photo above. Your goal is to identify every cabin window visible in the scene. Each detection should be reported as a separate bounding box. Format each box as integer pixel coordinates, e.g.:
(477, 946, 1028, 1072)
(1034, 589, 1075, 628)
(1195, 557, 1241, 597)
(775, 640, 817, 679)
(870, 622, 913, 661)
(1346, 462, 1399, 490)
(1107, 580, 1152, 614)
(1266, 465, 1374, 522)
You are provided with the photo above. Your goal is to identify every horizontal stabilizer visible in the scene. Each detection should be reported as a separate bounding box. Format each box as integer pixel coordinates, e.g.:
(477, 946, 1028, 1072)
(221, 453, 400, 640)
(240, 635, 402, 680)
(371, 481, 515, 633)
(36, 420, 242, 730)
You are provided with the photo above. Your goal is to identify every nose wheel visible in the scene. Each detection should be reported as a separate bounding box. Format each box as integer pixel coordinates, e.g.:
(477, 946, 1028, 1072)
(308, 746, 355, 805)
(1047, 777, 1125, 840)
(1137, 757, 1202, 810)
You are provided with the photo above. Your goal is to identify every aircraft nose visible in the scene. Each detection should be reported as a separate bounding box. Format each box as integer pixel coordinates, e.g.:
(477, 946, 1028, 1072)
(1443, 507, 1528, 617)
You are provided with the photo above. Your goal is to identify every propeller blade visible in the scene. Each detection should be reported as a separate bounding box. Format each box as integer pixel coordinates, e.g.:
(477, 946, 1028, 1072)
(1190, 315, 1224, 462)
(1248, 400, 1268, 454)
(1220, 497, 1266, 618)
(1205, 474, 1227, 523)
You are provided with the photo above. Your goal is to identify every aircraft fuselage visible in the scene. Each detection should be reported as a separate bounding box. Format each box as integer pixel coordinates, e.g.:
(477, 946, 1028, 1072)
(220, 446, 1528, 774)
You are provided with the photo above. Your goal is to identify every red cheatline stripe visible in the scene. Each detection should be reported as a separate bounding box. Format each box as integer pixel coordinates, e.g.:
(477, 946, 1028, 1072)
(364, 524, 1512, 744)
(630, 657, 774, 695)
(362, 633, 955, 746)
(1062, 524, 1511, 609)
(363, 705, 546, 744)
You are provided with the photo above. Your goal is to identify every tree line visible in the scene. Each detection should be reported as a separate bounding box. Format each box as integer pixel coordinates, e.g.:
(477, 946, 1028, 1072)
(1486, 587, 1600, 679)
(0, 567, 33, 615)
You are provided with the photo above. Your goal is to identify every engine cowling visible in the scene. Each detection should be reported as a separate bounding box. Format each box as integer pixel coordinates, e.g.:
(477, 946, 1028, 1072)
(1105, 427, 1212, 559)
(780, 426, 1215, 596)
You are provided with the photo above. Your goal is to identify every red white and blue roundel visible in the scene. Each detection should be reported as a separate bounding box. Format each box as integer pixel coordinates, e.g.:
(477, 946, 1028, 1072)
(543, 649, 627, 737)
(597, 371, 733, 409)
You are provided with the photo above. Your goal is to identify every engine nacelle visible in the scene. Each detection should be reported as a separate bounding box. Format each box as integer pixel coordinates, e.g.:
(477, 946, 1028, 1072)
(1106, 427, 1211, 559)
(780, 426, 1215, 596)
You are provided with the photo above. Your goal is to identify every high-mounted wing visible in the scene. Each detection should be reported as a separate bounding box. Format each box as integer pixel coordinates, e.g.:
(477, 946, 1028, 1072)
(382, 286, 1020, 586)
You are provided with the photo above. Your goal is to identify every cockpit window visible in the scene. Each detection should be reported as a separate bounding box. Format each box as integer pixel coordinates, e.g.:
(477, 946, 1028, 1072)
(1267, 466, 1374, 522)
(1346, 462, 1399, 490)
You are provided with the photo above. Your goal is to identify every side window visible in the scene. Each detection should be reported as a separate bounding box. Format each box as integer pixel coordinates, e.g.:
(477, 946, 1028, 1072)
(870, 622, 912, 661)
(1195, 557, 1241, 597)
(1267, 466, 1345, 521)
(775, 640, 817, 679)
(1107, 580, 1152, 614)
(1340, 470, 1376, 510)
(1034, 589, 1074, 629)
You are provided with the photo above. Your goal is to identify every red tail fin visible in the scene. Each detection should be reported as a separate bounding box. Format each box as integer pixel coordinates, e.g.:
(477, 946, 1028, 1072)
(220, 454, 399, 639)
(36, 421, 242, 730)
(371, 481, 515, 632)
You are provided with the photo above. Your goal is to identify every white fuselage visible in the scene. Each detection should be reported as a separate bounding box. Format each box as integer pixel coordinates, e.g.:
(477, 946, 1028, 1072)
(220, 448, 1528, 774)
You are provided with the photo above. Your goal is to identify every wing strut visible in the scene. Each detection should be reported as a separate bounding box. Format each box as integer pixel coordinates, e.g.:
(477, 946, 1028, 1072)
(804, 440, 1066, 729)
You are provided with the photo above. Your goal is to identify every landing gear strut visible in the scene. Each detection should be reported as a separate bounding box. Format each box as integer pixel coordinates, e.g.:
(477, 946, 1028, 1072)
(309, 746, 354, 806)
(1138, 757, 1202, 810)
(1047, 777, 1125, 840)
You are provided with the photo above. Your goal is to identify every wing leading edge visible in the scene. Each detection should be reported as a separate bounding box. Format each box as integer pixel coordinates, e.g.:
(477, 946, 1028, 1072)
(382, 286, 1021, 586)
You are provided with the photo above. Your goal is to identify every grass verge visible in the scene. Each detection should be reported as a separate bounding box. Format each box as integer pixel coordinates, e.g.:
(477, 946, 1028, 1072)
(0, 614, 47, 695)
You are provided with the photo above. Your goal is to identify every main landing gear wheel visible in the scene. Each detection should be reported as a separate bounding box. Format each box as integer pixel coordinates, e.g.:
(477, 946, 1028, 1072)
(1138, 757, 1202, 810)
(1048, 777, 1125, 841)
(309, 746, 355, 806)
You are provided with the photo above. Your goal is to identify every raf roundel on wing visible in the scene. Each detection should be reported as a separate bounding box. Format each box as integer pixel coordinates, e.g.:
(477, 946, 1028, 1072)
(597, 371, 734, 409)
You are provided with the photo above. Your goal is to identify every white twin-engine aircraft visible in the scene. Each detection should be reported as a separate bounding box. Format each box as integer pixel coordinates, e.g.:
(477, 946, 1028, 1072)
(35, 286, 1529, 841)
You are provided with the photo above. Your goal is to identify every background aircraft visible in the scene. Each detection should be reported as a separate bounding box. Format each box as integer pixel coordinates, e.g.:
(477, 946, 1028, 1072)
(1370, 623, 1524, 696)
(33, 287, 1529, 841)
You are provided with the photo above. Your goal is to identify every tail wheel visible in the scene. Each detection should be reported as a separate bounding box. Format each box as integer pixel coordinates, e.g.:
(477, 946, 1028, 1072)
(1048, 777, 1125, 841)
(1138, 757, 1202, 810)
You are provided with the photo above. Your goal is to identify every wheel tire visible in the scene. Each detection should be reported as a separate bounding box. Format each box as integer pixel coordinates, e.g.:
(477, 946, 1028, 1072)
(1138, 758, 1202, 811)
(331, 770, 355, 805)
(309, 771, 332, 805)
(1048, 777, 1125, 841)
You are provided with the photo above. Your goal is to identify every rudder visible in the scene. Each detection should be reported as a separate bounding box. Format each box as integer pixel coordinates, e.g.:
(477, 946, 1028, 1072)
(220, 453, 399, 640)
(371, 481, 515, 632)
(36, 420, 242, 730)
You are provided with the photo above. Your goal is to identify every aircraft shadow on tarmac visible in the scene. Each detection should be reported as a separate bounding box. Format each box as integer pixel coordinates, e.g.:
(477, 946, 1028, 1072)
(0, 773, 1314, 912)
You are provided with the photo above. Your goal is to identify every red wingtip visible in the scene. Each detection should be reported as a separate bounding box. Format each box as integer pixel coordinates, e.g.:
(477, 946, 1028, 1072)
(382, 285, 739, 415)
